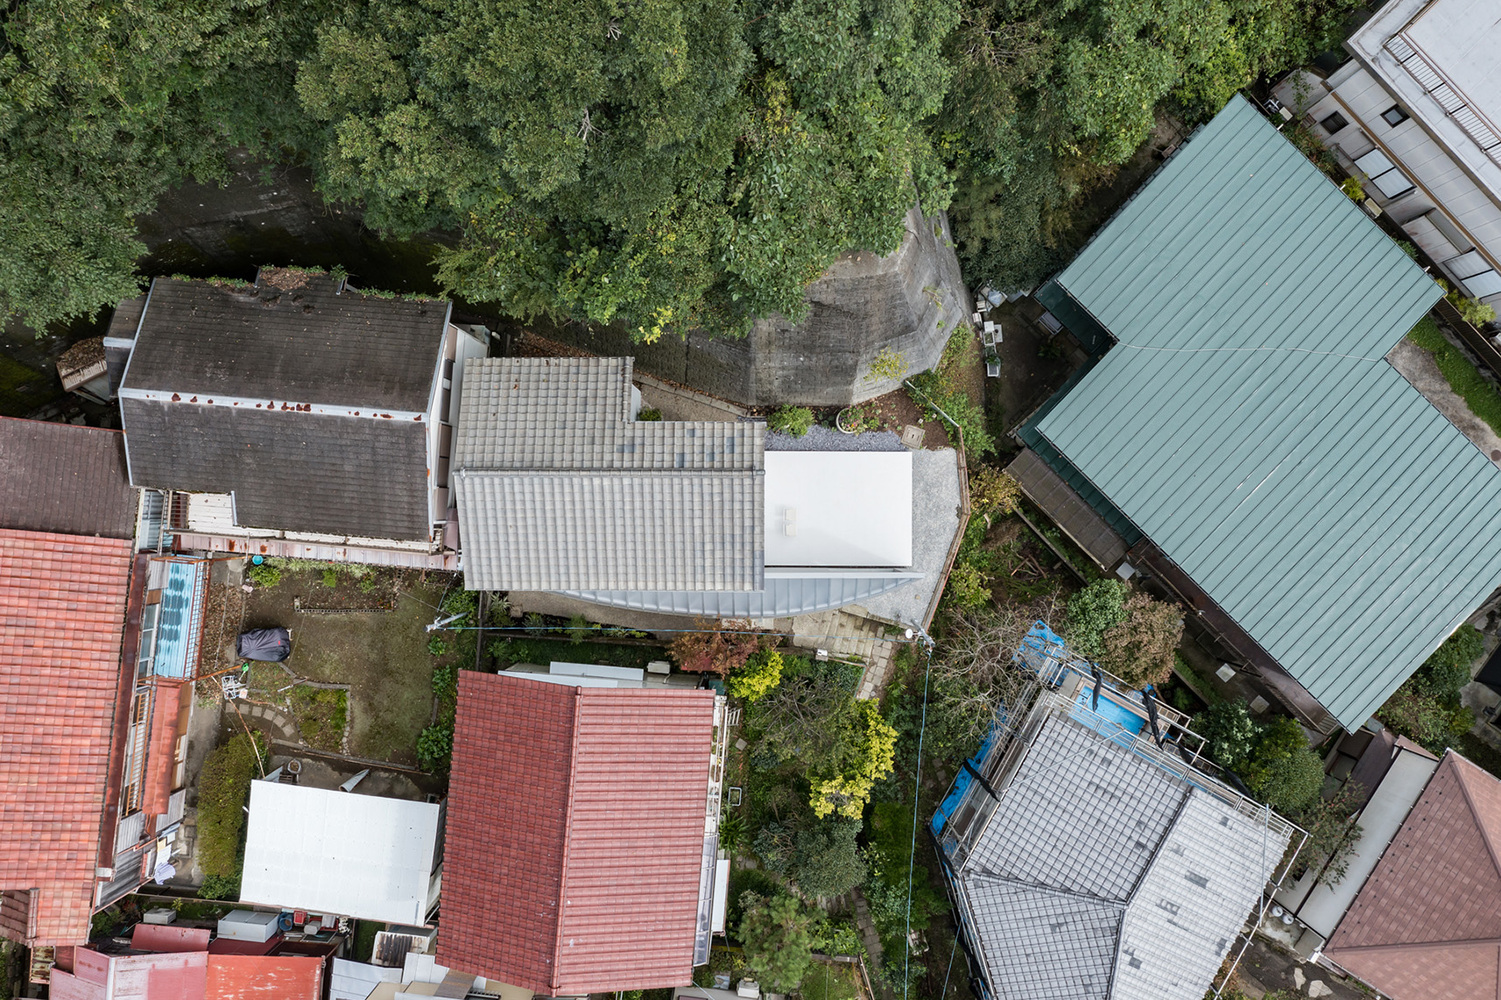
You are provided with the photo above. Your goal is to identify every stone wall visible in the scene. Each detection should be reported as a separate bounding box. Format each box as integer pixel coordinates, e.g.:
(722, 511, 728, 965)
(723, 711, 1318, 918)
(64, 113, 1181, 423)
(545, 207, 971, 406)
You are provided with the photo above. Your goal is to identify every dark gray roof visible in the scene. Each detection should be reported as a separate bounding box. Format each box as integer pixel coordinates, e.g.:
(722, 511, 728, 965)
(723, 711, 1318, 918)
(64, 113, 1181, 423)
(118, 271, 446, 541)
(0, 418, 137, 538)
(121, 273, 447, 409)
(122, 399, 430, 539)
(454, 358, 765, 591)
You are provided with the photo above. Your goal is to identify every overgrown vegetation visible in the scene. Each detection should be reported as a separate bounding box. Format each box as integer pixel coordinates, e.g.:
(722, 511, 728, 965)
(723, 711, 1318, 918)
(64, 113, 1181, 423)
(906, 328, 995, 458)
(728, 649, 785, 702)
(1377, 623, 1484, 753)
(1408, 316, 1501, 437)
(1061, 579, 1183, 687)
(669, 619, 767, 675)
(288, 686, 348, 751)
(196, 733, 265, 899)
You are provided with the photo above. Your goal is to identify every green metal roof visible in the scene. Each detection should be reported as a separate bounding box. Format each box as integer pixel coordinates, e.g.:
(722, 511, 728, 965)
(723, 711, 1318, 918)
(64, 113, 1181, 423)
(1034, 95, 1501, 730)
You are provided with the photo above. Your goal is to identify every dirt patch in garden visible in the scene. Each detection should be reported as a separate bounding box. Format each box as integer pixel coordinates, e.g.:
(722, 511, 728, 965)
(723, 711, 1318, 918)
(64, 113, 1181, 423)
(242, 569, 451, 765)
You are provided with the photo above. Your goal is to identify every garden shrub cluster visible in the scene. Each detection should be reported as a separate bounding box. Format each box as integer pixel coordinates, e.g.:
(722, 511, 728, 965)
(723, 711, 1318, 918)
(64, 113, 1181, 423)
(1378, 623, 1484, 753)
(1408, 316, 1501, 437)
(906, 329, 995, 459)
(768, 405, 815, 437)
(1062, 579, 1182, 688)
(196, 733, 265, 899)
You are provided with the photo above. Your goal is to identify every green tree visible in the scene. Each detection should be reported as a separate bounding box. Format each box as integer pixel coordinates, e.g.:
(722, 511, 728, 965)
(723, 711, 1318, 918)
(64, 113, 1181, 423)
(808, 699, 898, 819)
(196, 733, 264, 883)
(1242, 716, 1323, 813)
(769, 405, 816, 437)
(1063, 578, 1128, 659)
(0, 0, 329, 330)
(753, 818, 866, 899)
(1097, 592, 1183, 688)
(738, 892, 817, 991)
(729, 649, 785, 702)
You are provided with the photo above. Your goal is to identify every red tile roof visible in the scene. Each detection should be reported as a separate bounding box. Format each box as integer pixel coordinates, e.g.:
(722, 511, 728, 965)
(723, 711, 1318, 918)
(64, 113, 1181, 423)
(53, 946, 208, 1000)
(141, 680, 185, 830)
(0, 529, 134, 946)
(204, 954, 323, 1000)
(439, 672, 717, 994)
(1326, 750, 1501, 1000)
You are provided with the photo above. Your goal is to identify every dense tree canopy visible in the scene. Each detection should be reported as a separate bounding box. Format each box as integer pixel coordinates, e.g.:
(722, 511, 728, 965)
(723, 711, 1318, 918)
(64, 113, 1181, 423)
(2, 0, 1357, 334)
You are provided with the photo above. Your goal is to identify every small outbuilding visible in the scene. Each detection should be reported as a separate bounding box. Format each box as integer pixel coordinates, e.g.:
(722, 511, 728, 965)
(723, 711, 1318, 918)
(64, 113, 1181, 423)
(239, 781, 442, 925)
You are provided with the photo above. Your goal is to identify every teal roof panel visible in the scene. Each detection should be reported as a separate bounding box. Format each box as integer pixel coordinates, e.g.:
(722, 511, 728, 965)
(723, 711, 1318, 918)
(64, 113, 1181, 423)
(1034, 96, 1501, 730)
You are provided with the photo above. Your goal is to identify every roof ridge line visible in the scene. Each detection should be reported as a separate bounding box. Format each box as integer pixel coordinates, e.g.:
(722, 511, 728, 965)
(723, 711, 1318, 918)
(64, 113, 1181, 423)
(1447, 751, 1501, 884)
(550, 685, 586, 992)
(963, 871, 1128, 909)
(458, 468, 762, 477)
(1329, 936, 1501, 955)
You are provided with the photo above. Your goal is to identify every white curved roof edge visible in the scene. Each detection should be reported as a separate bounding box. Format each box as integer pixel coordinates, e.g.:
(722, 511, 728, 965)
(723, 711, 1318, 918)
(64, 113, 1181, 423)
(559, 570, 924, 619)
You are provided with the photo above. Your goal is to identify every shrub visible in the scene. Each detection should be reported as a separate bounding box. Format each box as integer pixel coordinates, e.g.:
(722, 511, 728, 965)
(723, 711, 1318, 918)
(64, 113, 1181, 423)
(321, 568, 339, 588)
(636, 407, 663, 421)
(196, 734, 263, 884)
(863, 346, 908, 383)
(246, 564, 281, 588)
(1289, 781, 1365, 888)
(416, 723, 453, 771)
(1194, 700, 1258, 771)
(431, 662, 458, 702)
(1063, 579, 1128, 659)
(1407, 316, 1501, 436)
(1097, 593, 1184, 689)
(754, 819, 866, 899)
(1378, 680, 1473, 752)
(769, 405, 815, 437)
(969, 466, 1021, 521)
(728, 649, 784, 702)
(427, 636, 449, 657)
(566, 613, 593, 644)
(944, 561, 990, 610)
(1412, 625, 1485, 699)
(738, 893, 816, 992)
(1340, 176, 1364, 201)
(198, 874, 240, 901)
(669, 619, 764, 675)
(358, 574, 379, 593)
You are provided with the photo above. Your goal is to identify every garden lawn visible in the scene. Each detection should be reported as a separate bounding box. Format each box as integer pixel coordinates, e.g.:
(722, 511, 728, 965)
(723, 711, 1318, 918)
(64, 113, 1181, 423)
(1409, 316, 1501, 436)
(243, 573, 445, 764)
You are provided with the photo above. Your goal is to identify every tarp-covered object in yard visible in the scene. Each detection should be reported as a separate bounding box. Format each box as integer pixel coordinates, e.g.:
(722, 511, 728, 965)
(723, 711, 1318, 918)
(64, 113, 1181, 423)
(237, 627, 290, 661)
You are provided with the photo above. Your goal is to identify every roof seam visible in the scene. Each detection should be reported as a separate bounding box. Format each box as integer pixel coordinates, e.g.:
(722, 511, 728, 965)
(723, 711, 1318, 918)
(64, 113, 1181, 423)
(1449, 753, 1501, 883)
(552, 685, 585, 991)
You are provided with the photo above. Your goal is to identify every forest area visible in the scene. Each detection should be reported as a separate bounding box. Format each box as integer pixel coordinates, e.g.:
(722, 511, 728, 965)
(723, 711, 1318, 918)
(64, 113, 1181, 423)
(1, 0, 1363, 341)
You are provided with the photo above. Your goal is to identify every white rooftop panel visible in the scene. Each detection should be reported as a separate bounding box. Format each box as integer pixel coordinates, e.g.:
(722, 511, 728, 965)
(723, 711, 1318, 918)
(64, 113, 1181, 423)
(763, 451, 912, 567)
(241, 782, 441, 924)
(1399, 0, 1501, 129)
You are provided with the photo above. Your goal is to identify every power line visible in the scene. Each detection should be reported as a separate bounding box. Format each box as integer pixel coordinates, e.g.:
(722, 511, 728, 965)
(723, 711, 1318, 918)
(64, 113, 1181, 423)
(903, 635, 934, 1000)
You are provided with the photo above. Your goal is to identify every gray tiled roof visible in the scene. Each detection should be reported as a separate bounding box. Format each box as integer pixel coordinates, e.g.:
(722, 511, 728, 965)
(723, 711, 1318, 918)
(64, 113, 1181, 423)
(0, 418, 137, 538)
(123, 399, 431, 539)
(454, 357, 765, 591)
(118, 272, 445, 541)
(953, 715, 1288, 1000)
(121, 274, 447, 409)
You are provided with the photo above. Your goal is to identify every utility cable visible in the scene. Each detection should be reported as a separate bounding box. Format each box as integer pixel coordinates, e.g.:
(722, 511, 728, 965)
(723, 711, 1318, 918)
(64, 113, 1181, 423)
(903, 634, 934, 1000)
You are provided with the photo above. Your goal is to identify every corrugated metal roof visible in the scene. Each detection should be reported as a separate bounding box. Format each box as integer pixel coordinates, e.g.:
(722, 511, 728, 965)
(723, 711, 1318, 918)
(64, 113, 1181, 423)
(205, 954, 323, 1000)
(440, 673, 716, 994)
(561, 571, 924, 618)
(1033, 95, 1501, 730)
(239, 782, 441, 925)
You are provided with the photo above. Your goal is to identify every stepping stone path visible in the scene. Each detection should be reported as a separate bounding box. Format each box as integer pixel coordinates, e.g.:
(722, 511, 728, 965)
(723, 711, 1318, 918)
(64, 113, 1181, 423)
(239, 702, 298, 742)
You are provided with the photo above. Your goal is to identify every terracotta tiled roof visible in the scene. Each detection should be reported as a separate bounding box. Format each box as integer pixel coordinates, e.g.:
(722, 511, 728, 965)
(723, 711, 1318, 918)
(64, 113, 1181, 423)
(204, 954, 324, 1000)
(141, 680, 184, 830)
(0, 418, 137, 538)
(1325, 751, 1501, 1000)
(0, 529, 134, 946)
(439, 672, 717, 994)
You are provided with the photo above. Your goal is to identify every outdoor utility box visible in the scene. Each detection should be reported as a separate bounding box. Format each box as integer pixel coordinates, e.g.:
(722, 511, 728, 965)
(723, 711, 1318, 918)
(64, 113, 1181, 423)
(142, 908, 176, 925)
(646, 660, 671, 675)
(217, 909, 280, 943)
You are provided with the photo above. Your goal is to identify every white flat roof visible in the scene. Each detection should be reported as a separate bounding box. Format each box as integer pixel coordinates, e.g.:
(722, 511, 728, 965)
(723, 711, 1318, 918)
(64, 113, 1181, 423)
(1398, 0, 1501, 128)
(763, 451, 912, 568)
(241, 781, 441, 925)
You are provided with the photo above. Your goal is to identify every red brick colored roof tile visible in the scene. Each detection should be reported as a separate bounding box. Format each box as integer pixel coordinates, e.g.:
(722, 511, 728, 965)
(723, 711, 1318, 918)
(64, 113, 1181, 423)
(438, 672, 717, 994)
(204, 954, 323, 1000)
(0, 529, 134, 946)
(1326, 750, 1501, 1000)
(141, 680, 185, 828)
(53, 946, 208, 1000)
